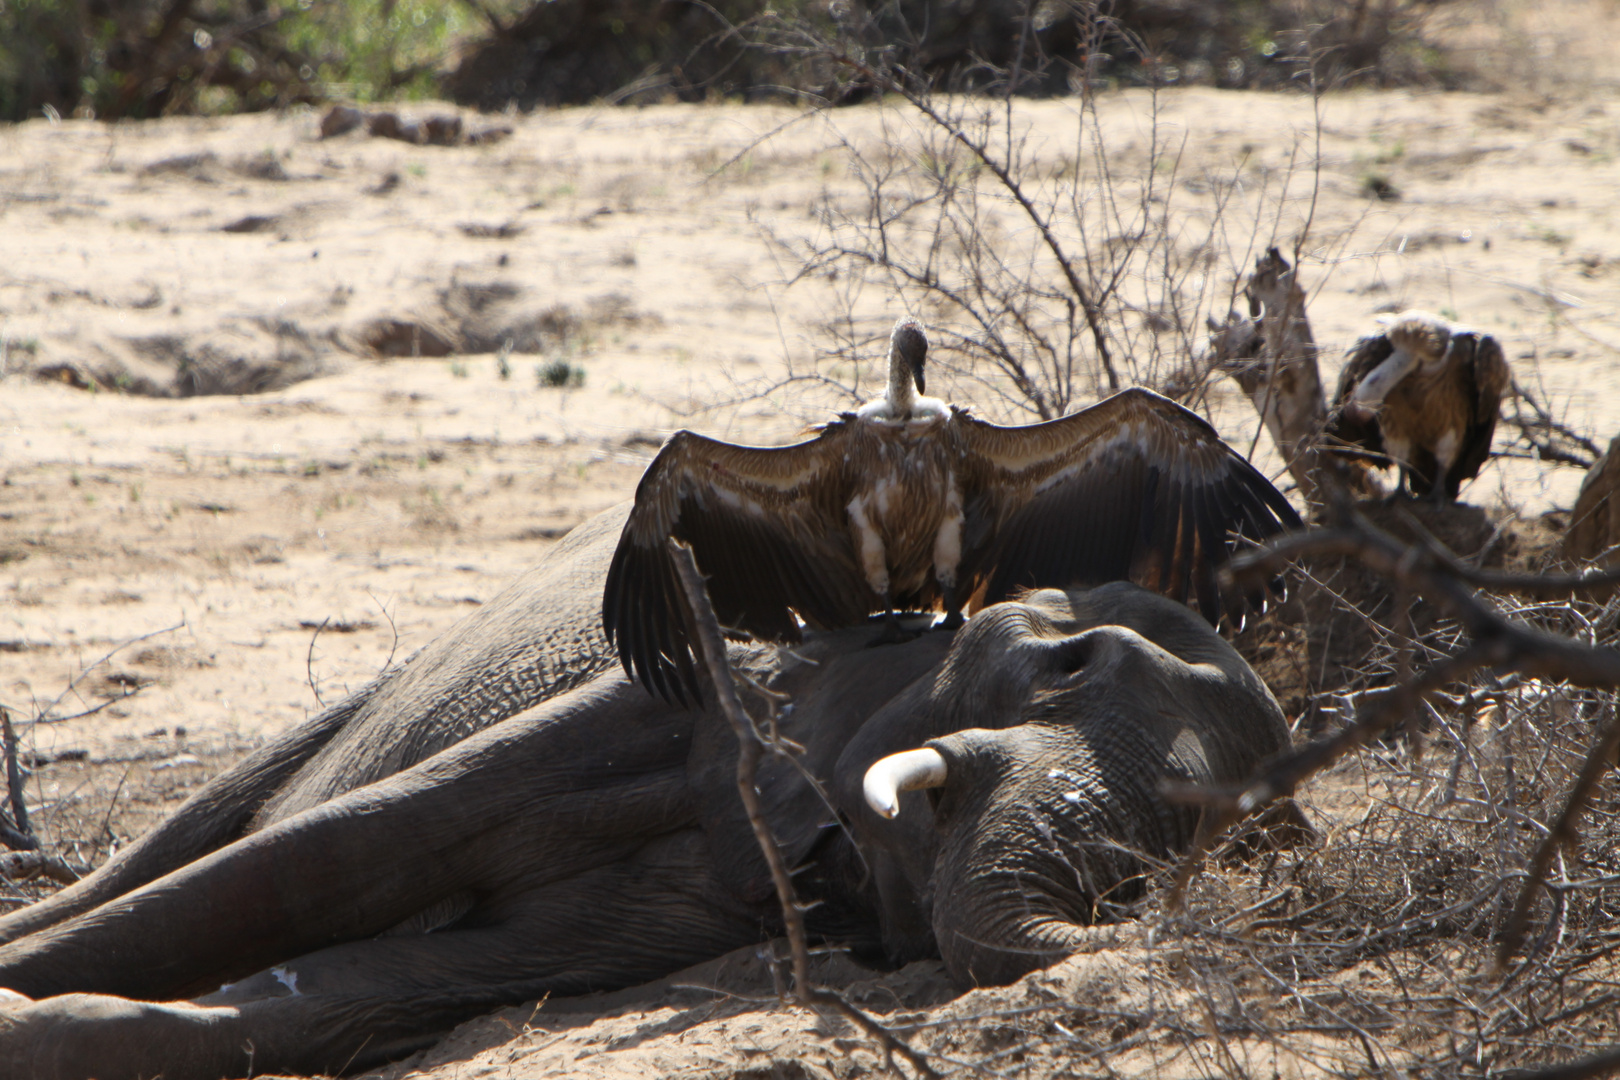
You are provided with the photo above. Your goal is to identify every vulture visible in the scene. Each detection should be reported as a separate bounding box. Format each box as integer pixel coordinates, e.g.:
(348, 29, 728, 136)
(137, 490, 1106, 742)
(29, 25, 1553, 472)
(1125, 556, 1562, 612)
(1326, 310, 1510, 503)
(604, 317, 1302, 705)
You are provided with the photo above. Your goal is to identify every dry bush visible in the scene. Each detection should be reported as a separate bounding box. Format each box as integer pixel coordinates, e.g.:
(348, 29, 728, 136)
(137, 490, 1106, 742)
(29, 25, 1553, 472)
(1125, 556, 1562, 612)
(814, 571, 1620, 1078)
(751, 78, 1329, 423)
(733, 6, 1424, 432)
(722, 15, 1620, 1076)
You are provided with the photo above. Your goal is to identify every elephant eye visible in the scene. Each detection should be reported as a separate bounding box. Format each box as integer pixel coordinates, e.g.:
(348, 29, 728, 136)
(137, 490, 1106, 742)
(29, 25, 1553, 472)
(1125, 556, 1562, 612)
(1041, 634, 1092, 674)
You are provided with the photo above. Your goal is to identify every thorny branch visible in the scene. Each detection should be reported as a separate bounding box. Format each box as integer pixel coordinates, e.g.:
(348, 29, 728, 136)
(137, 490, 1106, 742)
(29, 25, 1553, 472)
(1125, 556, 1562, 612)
(1497, 701, 1620, 968)
(667, 540, 939, 1079)
(18, 621, 183, 726)
(1169, 512, 1620, 960)
(0, 707, 35, 853)
(1505, 379, 1603, 469)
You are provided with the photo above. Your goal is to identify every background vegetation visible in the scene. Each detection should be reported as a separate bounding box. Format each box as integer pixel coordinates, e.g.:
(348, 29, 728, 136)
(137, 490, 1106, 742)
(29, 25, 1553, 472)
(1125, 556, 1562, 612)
(0, 0, 503, 120)
(0, 0, 1480, 122)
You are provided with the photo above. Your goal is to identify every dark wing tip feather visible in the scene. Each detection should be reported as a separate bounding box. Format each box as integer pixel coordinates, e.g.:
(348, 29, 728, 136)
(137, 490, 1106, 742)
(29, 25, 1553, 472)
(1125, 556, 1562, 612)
(604, 430, 878, 709)
(603, 524, 704, 708)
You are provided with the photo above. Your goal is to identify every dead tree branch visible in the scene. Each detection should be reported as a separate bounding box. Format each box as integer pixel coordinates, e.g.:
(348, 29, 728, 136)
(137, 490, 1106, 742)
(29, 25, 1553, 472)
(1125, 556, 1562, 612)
(0, 851, 81, 886)
(0, 707, 36, 853)
(1506, 379, 1602, 469)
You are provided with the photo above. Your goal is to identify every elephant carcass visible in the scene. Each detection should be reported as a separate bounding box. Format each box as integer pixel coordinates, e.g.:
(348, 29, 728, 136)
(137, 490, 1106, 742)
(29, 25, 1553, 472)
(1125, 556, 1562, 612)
(0, 509, 1295, 1080)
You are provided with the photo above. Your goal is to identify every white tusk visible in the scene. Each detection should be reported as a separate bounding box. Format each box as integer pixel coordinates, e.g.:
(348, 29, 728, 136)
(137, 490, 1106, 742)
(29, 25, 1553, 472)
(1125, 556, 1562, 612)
(863, 747, 948, 819)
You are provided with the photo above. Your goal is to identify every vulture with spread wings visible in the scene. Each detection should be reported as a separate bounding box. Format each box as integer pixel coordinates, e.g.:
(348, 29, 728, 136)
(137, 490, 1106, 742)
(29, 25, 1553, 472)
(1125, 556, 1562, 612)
(604, 318, 1302, 704)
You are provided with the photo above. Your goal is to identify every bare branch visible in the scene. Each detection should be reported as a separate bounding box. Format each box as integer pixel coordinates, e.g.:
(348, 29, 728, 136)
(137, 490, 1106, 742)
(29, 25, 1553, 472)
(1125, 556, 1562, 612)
(1497, 699, 1620, 968)
(33, 622, 184, 725)
(666, 540, 938, 1079)
(0, 707, 35, 852)
(306, 616, 331, 709)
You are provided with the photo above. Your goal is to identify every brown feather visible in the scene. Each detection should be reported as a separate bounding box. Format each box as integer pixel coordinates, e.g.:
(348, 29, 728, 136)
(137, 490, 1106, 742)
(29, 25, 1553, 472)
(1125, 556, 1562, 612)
(1327, 312, 1510, 500)
(604, 379, 1302, 705)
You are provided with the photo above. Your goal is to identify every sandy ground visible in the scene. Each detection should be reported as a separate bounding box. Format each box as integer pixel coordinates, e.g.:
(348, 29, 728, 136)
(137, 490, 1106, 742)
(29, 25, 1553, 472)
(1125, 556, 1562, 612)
(1, 85, 1619, 1075)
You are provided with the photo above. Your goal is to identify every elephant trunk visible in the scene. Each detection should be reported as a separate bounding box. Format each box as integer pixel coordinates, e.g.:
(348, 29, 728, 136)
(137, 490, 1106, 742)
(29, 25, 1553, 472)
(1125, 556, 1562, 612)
(922, 727, 1174, 988)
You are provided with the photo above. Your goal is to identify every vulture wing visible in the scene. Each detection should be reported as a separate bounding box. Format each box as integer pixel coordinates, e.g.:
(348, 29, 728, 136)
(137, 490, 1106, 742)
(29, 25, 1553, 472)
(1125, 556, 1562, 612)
(1449, 330, 1510, 494)
(1324, 333, 1393, 463)
(954, 387, 1302, 626)
(602, 426, 874, 705)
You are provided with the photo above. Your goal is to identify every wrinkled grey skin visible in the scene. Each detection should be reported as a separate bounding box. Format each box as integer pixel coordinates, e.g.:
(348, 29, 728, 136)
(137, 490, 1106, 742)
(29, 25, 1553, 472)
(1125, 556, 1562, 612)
(0, 506, 1293, 1080)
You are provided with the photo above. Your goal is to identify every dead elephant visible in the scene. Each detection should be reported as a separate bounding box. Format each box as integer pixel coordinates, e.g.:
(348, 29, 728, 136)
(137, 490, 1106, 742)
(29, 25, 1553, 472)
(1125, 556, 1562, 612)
(0, 505, 1294, 1079)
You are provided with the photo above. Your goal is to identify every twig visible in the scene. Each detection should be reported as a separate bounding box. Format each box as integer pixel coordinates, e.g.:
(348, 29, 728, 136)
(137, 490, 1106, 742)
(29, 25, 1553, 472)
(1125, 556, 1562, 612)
(97, 763, 134, 852)
(1505, 379, 1601, 469)
(34, 622, 183, 725)
(784, 33, 1118, 392)
(306, 616, 330, 709)
(0, 851, 81, 886)
(667, 540, 938, 1079)
(1497, 700, 1620, 968)
(368, 591, 401, 672)
(0, 706, 34, 851)
(1168, 511, 1620, 907)
(24, 698, 133, 727)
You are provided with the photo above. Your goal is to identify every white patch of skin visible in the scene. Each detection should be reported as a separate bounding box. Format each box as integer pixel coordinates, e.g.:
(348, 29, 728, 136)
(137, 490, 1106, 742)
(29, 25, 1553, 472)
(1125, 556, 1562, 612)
(846, 494, 890, 595)
(271, 966, 300, 996)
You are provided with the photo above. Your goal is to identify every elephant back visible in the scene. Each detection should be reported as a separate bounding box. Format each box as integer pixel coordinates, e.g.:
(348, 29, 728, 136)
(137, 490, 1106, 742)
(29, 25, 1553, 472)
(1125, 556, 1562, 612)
(252, 504, 628, 827)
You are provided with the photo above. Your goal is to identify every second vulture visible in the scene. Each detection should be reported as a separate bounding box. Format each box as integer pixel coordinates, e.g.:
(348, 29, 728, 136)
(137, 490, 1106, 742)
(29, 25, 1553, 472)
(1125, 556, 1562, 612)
(1327, 310, 1510, 504)
(604, 317, 1302, 704)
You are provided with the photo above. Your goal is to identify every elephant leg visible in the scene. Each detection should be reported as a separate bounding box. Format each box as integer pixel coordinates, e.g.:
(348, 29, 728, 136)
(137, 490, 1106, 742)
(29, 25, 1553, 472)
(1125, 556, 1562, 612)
(0, 692, 367, 946)
(0, 677, 691, 1002)
(0, 831, 770, 1080)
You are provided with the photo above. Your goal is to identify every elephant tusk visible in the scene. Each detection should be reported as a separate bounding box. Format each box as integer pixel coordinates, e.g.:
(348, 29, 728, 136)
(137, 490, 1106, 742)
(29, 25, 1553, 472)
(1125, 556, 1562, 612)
(863, 748, 948, 819)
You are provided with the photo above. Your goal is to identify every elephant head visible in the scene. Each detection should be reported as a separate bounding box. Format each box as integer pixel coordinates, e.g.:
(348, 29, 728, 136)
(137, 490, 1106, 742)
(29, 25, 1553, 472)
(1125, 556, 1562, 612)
(835, 582, 1293, 987)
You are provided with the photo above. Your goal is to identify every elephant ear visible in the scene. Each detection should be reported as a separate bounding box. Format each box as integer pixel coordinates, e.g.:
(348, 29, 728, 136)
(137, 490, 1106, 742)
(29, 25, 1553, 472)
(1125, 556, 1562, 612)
(687, 705, 836, 905)
(686, 631, 951, 906)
